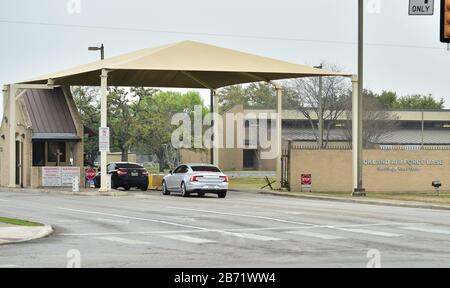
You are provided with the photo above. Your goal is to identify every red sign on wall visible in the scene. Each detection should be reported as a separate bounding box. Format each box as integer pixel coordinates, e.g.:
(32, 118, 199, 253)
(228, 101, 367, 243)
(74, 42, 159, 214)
(301, 174, 312, 185)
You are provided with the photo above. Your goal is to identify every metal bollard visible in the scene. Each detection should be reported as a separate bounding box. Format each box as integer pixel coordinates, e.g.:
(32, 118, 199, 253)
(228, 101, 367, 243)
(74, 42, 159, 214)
(72, 176, 79, 192)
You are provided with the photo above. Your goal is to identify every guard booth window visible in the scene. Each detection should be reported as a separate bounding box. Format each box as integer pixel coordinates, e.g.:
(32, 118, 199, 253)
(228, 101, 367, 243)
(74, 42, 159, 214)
(32, 142, 45, 167)
(48, 142, 66, 163)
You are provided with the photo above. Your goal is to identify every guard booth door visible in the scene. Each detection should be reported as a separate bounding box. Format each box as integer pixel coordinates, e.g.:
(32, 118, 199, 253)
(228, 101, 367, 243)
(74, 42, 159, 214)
(15, 140, 23, 187)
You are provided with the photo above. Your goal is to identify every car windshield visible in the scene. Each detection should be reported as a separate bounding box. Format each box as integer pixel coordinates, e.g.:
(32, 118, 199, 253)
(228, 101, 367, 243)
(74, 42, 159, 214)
(190, 166, 221, 172)
(116, 163, 143, 169)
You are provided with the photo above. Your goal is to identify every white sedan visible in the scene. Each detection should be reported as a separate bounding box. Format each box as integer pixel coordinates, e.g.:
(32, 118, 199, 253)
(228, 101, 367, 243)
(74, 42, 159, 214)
(162, 164, 229, 198)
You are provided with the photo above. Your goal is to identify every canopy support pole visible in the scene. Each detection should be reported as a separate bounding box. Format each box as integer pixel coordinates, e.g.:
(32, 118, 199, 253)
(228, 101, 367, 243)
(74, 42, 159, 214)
(8, 84, 16, 188)
(212, 89, 220, 167)
(271, 82, 283, 190)
(99, 69, 109, 192)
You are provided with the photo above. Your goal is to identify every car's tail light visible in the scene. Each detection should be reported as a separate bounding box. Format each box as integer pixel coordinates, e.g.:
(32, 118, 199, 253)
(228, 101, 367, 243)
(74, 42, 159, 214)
(142, 170, 149, 176)
(220, 176, 229, 182)
(117, 169, 128, 175)
(190, 176, 199, 182)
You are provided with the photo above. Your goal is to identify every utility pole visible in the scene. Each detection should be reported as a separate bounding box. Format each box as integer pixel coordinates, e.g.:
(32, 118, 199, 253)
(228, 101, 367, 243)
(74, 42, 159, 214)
(354, 0, 366, 196)
(314, 64, 323, 149)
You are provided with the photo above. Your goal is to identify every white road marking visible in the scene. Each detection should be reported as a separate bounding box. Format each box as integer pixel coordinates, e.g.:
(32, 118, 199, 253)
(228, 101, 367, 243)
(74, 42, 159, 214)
(337, 228, 401, 237)
(163, 235, 216, 244)
(285, 230, 346, 240)
(95, 218, 130, 224)
(95, 236, 152, 245)
(0, 264, 18, 268)
(401, 226, 450, 235)
(0, 199, 8, 202)
(222, 232, 283, 241)
(58, 207, 211, 231)
(168, 206, 318, 227)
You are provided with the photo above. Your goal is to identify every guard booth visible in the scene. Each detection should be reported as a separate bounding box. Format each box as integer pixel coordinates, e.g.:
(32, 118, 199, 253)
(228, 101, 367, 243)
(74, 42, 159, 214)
(0, 86, 84, 188)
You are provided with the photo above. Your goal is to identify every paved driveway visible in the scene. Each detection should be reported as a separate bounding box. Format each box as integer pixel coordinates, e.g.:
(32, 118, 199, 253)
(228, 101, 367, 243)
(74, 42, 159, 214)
(1, 190, 450, 267)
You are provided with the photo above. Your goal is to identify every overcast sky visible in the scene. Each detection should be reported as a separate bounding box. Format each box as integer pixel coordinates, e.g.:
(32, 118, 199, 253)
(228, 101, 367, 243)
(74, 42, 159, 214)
(1, 0, 449, 119)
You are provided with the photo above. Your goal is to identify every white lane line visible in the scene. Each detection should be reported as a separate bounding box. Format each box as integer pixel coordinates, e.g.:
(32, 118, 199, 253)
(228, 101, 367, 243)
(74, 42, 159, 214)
(95, 236, 152, 245)
(95, 218, 130, 224)
(401, 226, 450, 235)
(163, 235, 216, 244)
(168, 206, 318, 227)
(58, 207, 211, 231)
(0, 264, 18, 268)
(285, 230, 346, 240)
(0, 199, 8, 202)
(337, 228, 401, 237)
(222, 232, 283, 241)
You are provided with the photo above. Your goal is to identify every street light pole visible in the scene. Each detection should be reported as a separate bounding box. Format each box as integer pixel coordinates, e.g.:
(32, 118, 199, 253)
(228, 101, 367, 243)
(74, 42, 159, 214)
(88, 44, 105, 60)
(314, 64, 323, 149)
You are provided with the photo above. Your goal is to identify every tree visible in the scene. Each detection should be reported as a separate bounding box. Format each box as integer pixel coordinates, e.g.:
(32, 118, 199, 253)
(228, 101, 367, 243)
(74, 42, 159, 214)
(71, 86, 100, 166)
(393, 94, 444, 109)
(217, 82, 275, 111)
(108, 87, 158, 162)
(344, 90, 399, 148)
(283, 64, 350, 148)
(134, 91, 206, 171)
(375, 90, 397, 109)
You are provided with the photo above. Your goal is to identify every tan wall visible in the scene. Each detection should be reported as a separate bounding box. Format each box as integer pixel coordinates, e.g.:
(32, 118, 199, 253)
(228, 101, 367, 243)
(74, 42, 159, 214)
(107, 153, 137, 163)
(180, 149, 210, 164)
(290, 149, 450, 193)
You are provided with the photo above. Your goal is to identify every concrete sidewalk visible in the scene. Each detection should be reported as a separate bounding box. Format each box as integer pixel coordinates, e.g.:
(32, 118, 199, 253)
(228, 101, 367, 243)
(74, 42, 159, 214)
(0, 187, 130, 197)
(230, 188, 450, 211)
(0, 223, 53, 245)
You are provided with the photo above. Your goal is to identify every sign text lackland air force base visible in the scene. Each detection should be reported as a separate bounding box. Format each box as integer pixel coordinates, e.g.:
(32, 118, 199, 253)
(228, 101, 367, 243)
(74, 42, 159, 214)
(364, 159, 444, 173)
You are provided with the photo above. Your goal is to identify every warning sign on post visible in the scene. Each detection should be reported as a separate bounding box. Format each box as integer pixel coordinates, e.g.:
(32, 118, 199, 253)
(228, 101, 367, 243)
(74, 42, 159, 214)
(409, 0, 434, 15)
(99, 127, 110, 152)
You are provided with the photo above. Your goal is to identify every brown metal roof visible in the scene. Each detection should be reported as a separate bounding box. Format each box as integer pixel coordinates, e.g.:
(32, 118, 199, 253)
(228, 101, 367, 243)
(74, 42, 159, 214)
(22, 88, 78, 135)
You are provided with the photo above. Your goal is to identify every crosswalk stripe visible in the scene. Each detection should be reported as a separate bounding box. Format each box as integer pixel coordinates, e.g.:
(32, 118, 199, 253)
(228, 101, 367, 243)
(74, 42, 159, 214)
(337, 228, 401, 237)
(95, 236, 152, 245)
(401, 226, 450, 235)
(222, 232, 283, 241)
(285, 230, 346, 240)
(163, 235, 216, 244)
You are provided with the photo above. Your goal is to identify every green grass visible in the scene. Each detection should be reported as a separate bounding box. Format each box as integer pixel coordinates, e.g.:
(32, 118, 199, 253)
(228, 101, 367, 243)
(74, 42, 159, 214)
(0, 217, 43, 227)
(307, 191, 450, 206)
(229, 177, 276, 190)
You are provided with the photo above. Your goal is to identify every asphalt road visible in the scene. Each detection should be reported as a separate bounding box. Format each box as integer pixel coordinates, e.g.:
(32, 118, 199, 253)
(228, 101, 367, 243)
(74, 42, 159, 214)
(1, 189, 450, 268)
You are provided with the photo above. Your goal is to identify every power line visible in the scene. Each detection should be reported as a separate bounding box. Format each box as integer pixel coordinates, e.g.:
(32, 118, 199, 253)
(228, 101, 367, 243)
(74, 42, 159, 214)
(0, 19, 446, 51)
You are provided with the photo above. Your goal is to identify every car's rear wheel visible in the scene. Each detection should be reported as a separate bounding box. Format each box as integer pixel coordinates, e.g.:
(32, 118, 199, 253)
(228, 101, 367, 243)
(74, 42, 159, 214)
(218, 191, 227, 198)
(162, 181, 170, 195)
(181, 183, 189, 197)
(141, 185, 148, 191)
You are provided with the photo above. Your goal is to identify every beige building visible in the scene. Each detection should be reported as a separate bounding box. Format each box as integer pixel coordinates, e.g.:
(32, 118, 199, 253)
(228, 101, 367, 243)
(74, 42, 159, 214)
(182, 105, 450, 172)
(0, 86, 84, 188)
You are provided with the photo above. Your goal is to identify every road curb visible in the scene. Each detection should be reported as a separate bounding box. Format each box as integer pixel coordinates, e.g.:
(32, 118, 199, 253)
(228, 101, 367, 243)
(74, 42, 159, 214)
(0, 224, 54, 245)
(259, 191, 450, 211)
(0, 187, 130, 197)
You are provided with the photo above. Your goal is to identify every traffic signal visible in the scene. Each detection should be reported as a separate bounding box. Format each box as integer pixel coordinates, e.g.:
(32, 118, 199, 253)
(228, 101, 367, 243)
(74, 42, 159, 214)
(441, 0, 450, 43)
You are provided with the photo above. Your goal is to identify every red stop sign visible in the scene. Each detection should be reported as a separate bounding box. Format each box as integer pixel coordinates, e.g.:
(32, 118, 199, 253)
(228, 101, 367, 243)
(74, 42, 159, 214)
(301, 174, 311, 185)
(85, 168, 96, 180)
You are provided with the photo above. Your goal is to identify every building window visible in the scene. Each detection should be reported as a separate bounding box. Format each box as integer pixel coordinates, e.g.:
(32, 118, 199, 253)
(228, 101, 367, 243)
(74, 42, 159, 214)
(48, 142, 66, 163)
(32, 142, 45, 167)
